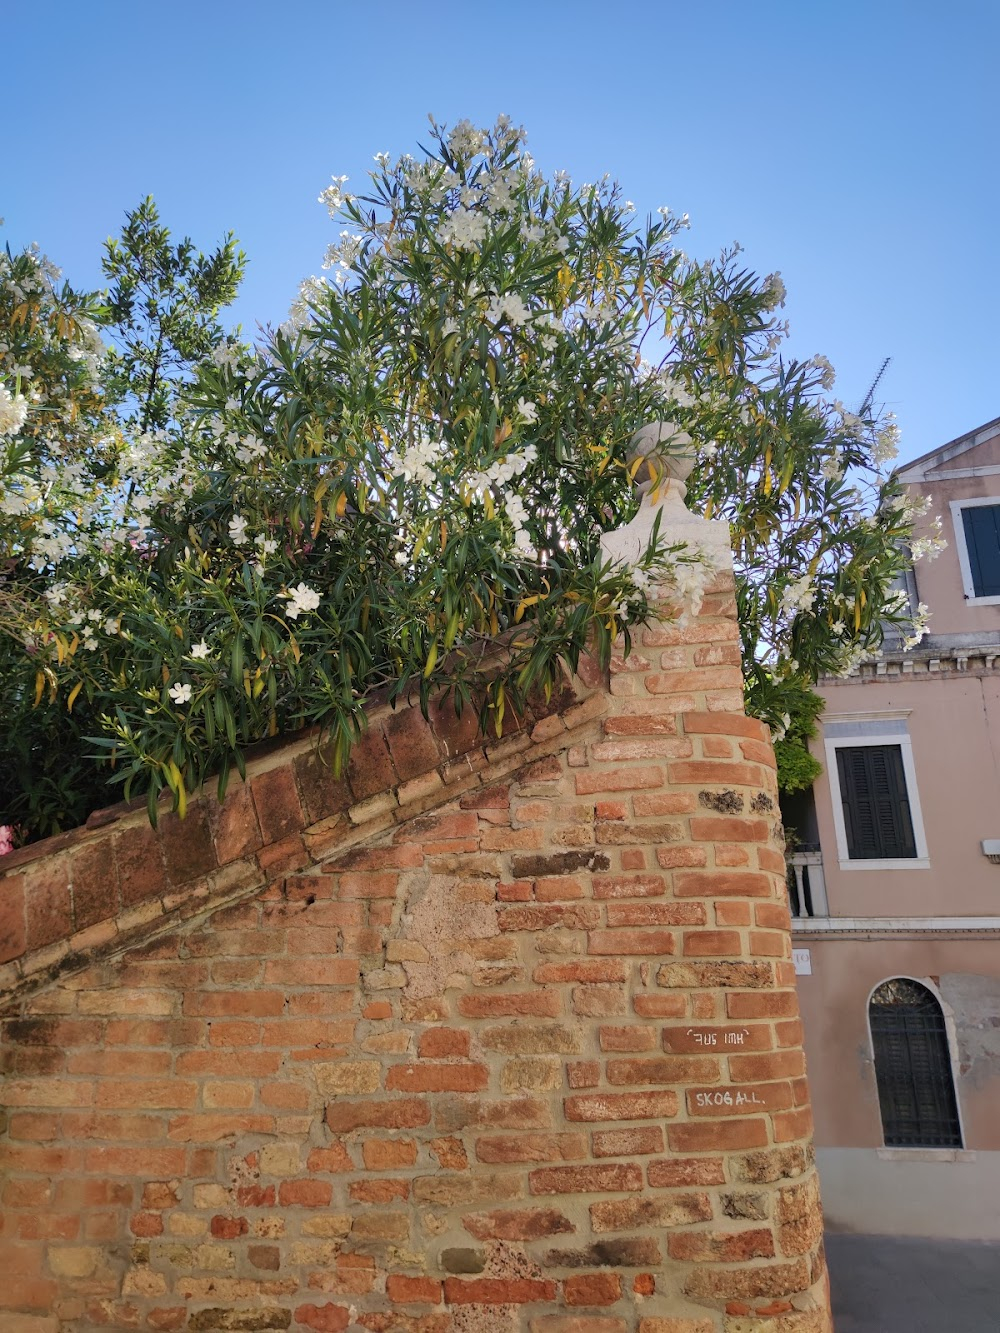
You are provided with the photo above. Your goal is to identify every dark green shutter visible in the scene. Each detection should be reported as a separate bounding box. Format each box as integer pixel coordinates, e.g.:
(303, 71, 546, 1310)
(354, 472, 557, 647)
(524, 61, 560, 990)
(961, 505, 1000, 596)
(870, 979, 962, 1147)
(836, 744, 917, 860)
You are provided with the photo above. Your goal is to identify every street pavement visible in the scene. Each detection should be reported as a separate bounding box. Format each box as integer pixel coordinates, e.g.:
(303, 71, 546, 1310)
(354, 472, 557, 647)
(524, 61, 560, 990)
(826, 1233, 1000, 1331)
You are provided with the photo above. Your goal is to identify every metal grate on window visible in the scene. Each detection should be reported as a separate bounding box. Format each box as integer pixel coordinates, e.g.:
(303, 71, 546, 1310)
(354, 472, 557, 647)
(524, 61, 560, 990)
(869, 979, 962, 1148)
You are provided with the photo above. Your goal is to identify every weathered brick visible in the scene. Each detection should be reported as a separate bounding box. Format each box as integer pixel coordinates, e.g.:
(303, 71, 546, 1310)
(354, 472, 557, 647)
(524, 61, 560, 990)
(590, 1193, 713, 1232)
(565, 1092, 678, 1122)
(528, 1164, 643, 1195)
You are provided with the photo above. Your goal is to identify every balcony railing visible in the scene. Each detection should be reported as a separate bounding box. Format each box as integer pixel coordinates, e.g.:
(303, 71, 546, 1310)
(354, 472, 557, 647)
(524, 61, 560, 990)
(786, 849, 829, 919)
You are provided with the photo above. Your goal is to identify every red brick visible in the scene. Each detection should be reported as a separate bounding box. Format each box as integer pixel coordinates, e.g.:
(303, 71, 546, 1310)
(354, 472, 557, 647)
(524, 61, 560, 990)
(325, 1098, 430, 1132)
(0, 875, 27, 962)
(278, 1178, 332, 1207)
(210, 1214, 248, 1238)
(444, 1277, 557, 1304)
(607, 1056, 719, 1085)
(346, 727, 397, 801)
(536, 875, 586, 901)
(575, 767, 664, 796)
(384, 707, 441, 781)
(655, 847, 709, 869)
(668, 761, 765, 786)
(528, 1164, 643, 1195)
(386, 1274, 443, 1304)
(690, 817, 769, 843)
(772, 1106, 815, 1142)
(307, 1143, 354, 1172)
(417, 1028, 470, 1059)
(363, 1139, 417, 1170)
(130, 1211, 164, 1236)
(475, 1134, 587, 1164)
(592, 874, 665, 900)
(647, 1157, 726, 1187)
(701, 736, 735, 758)
(755, 902, 792, 930)
(638, 793, 704, 821)
(114, 823, 167, 906)
(534, 961, 627, 985)
(24, 861, 72, 951)
(683, 712, 769, 741)
(681, 930, 742, 956)
(674, 870, 774, 898)
(591, 1127, 663, 1157)
(159, 804, 217, 885)
(350, 1178, 410, 1203)
(565, 1092, 678, 1122)
(69, 839, 121, 930)
(667, 1119, 769, 1152)
(599, 1025, 658, 1052)
(590, 1193, 713, 1232)
(741, 738, 777, 766)
(462, 1207, 574, 1240)
(568, 1060, 601, 1087)
(668, 1227, 775, 1262)
(563, 1273, 622, 1306)
(715, 901, 753, 925)
(603, 714, 678, 736)
(460, 784, 510, 810)
(385, 1063, 488, 1093)
(588, 929, 675, 957)
(294, 1304, 351, 1332)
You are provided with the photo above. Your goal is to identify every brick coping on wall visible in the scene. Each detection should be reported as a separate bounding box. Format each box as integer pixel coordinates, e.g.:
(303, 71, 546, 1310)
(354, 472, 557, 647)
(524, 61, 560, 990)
(0, 670, 605, 1004)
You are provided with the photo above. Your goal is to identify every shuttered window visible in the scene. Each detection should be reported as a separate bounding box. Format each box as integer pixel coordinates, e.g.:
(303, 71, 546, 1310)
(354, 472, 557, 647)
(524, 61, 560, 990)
(869, 979, 962, 1148)
(961, 503, 1000, 597)
(835, 744, 917, 860)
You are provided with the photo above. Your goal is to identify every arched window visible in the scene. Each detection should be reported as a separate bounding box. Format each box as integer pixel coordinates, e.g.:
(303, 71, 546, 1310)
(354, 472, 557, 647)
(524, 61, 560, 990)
(869, 978, 962, 1148)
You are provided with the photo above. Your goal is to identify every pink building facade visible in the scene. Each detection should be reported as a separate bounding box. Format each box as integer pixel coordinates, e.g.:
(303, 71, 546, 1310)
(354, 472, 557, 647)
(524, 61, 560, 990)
(788, 415, 1000, 1237)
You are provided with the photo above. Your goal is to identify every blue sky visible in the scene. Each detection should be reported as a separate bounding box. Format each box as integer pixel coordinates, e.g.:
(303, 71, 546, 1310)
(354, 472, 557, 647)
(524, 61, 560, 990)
(7, 0, 997, 463)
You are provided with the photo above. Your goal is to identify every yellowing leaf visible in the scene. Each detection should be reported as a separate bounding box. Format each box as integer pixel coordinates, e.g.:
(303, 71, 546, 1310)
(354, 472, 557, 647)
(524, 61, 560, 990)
(34, 671, 45, 707)
(67, 680, 83, 713)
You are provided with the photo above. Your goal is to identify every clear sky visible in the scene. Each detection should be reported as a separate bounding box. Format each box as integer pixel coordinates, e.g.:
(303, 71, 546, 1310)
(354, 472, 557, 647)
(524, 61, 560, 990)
(6, 0, 997, 464)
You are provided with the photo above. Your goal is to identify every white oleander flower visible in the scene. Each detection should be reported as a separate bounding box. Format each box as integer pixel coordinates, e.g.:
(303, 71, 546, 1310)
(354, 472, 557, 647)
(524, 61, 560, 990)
(169, 682, 192, 704)
(228, 514, 249, 545)
(190, 641, 210, 659)
(515, 398, 538, 424)
(762, 271, 787, 309)
(285, 582, 321, 619)
(0, 385, 28, 436)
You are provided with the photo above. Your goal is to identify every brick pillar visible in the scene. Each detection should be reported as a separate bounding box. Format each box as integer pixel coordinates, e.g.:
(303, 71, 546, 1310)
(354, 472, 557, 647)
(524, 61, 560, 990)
(572, 453, 832, 1331)
(576, 578, 831, 1331)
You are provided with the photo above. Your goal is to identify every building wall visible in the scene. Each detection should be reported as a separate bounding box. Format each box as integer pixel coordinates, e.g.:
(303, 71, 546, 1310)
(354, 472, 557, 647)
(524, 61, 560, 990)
(0, 557, 833, 1333)
(905, 454, 1000, 637)
(811, 671, 1000, 918)
(795, 936, 1000, 1237)
(798, 420, 1000, 1239)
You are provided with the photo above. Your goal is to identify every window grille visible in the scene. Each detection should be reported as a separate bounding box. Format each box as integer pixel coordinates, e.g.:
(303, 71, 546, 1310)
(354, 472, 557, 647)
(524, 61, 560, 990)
(869, 979, 962, 1148)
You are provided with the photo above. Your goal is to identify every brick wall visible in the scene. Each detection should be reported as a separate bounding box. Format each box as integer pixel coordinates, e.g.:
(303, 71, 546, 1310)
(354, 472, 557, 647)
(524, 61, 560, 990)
(0, 557, 832, 1333)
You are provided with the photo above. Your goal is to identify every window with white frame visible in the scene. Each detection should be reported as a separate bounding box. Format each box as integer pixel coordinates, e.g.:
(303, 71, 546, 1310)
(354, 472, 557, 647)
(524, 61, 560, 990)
(823, 716, 929, 870)
(950, 496, 1000, 604)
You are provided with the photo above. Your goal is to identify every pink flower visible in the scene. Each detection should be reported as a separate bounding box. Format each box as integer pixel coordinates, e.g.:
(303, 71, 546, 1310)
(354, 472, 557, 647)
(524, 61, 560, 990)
(0, 825, 14, 856)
